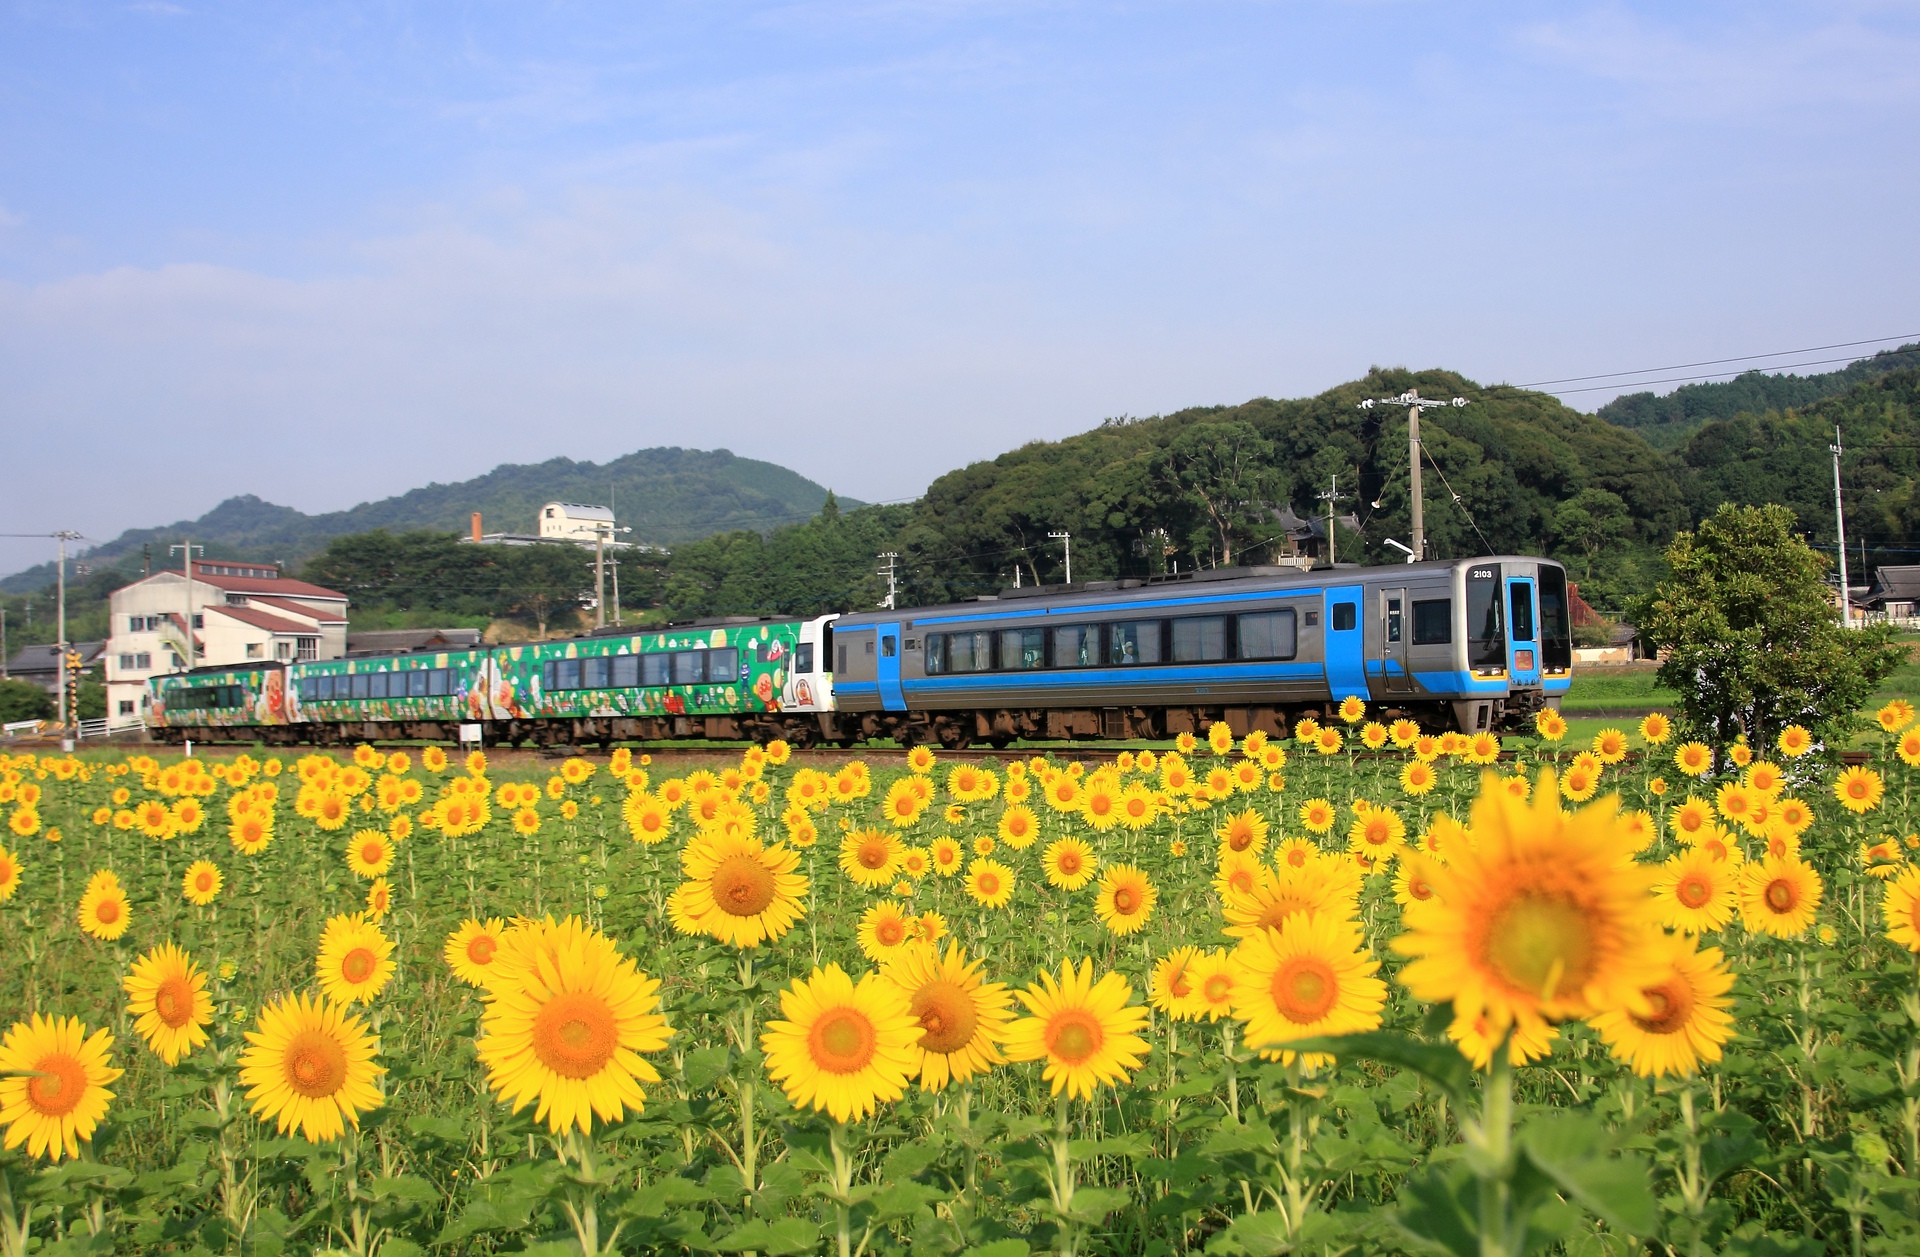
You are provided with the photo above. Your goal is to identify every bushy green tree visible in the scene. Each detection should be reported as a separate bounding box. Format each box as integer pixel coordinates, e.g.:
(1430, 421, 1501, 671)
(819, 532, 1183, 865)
(1637, 502, 1904, 754)
(0, 679, 51, 724)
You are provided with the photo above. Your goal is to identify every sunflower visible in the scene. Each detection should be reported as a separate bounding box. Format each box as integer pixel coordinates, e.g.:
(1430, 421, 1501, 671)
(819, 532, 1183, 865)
(1878, 699, 1916, 732)
(1002, 958, 1150, 1099)
(1773, 796, 1813, 837)
(947, 763, 998, 803)
(1400, 760, 1437, 796)
(1770, 724, 1811, 758)
(1117, 784, 1159, 829)
(761, 963, 920, 1122)
(1360, 722, 1389, 751)
(1392, 859, 1440, 908)
(1298, 798, 1336, 834)
(1094, 865, 1157, 936)
(239, 993, 383, 1143)
(314, 791, 352, 831)
(1347, 806, 1407, 863)
(0, 1014, 121, 1161)
(345, 829, 395, 880)
(906, 745, 937, 774)
(997, 805, 1040, 850)
(364, 877, 392, 921)
(1899, 730, 1920, 768)
(1738, 854, 1822, 939)
(964, 859, 1015, 909)
(0, 845, 20, 901)
(1229, 911, 1386, 1051)
(316, 913, 397, 1005)
(1448, 1009, 1559, 1070)
(1215, 809, 1269, 858)
(1149, 946, 1204, 1021)
(1882, 865, 1920, 953)
(1042, 838, 1098, 891)
(122, 943, 213, 1065)
(1315, 728, 1343, 755)
(972, 835, 996, 858)
(882, 945, 1013, 1091)
(1835, 766, 1885, 814)
(1221, 860, 1361, 938)
(1532, 709, 1567, 741)
(1589, 936, 1735, 1078)
(1420, 813, 1468, 863)
(839, 828, 904, 888)
(1335, 695, 1365, 724)
(1215, 849, 1264, 899)
(881, 779, 928, 828)
(914, 910, 946, 945)
(1673, 743, 1712, 777)
(175, 860, 222, 907)
(1591, 728, 1629, 764)
(444, 918, 508, 987)
(1637, 712, 1671, 745)
(1182, 950, 1238, 1022)
(1560, 763, 1600, 803)
(1651, 847, 1738, 935)
(667, 831, 808, 948)
(134, 799, 173, 840)
(1081, 779, 1123, 831)
(1859, 838, 1905, 878)
(477, 918, 674, 1135)
(624, 792, 672, 845)
(929, 836, 963, 876)
(78, 871, 132, 941)
(1392, 771, 1665, 1050)
(857, 901, 919, 961)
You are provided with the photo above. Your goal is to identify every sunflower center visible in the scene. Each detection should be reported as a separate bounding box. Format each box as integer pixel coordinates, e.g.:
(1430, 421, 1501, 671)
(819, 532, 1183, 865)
(976, 873, 1001, 896)
(26, 1052, 88, 1116)
(340, 947, 379, 985)
(1057, 851, 1082, 875)
(809, 1008, 877, 1074)
(913, 980, 980, 1054)
(1677, 875, 1712, 909)
(154, 975, 196, 1027)
(1365, 820, 1390, 846)
(1850, 779, 1869, 799)
(858, 841, 889, 870)
(875, 918, 906, 947)
(1047, 1011, 1105, 1064)
(1271, 957, 1338, 1024)
(1484, 893, 1596, 1001)
(1407, 876, 1434, 901)
(283, 1029, 349, 1098)
(1764, 878, 1798, 913)
(531, 990, 619, 1079)
(467, 936, 497, 965)
(1111, 887, 1139, 914)
(197, 873, 215, 891)
(1228, 827, 1253, 851)
(94, 898, 122, 925)
(1228, 869, 1255, 894)
(1202, 973, 1232, 1004)
(1629, 979, 1695, 1036)
(361, 842, 383, 864)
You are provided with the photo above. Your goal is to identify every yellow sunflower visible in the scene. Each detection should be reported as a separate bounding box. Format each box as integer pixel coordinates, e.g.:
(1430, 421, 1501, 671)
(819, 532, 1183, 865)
(666, 831, 808, 948)
(1588, 936, 1735, 1078)
(624, 792, 672, 845)
(1651, 847, 1739, 935)
(1881, 864, 1920, 953)
(1392, 858, 1440, 908)
(1080, 779, 1123, 831)
(0, 845, 21, 901)
(1216, 809, 1269, 857)
(1834, 765, 1885, 814)
(1229, 911, 1387, 1051)
(1298, 797, 1336, 834)
(78, 870, 132, 941)
(839, 828, 904, 888)
(1220, 860, 1361, 939)
(1401, 760, 1437, 796)
(1002, 958, 1151, 1099)
(1591, 728, 1629, 764)
(1638, 712, 1672, 745)
(857, 900, 919, 961)
(316, 913, 396, 1005)
(1777, 724, 1813, 757)
(1392, 771, 1665, 1051)
(929, 836, 963, 876)
(239, 993, 384, 1143)
(444, 918, 508, 987)
(122, 943, 214, 1065)
(882, 944, 1013, 1091)
(997, 804, 1041, 850)
(1899, 729, 1920, 768)
(1094, 865, 1157, 936)
(1877, 699, 1915, 732)
(881, 778, 927, 828)
(1673, 742, 1712, 777)
(1448, 1009, 1558, 1070)
(345, 829, 395, 880)
(1346, 806, 1407, 863)
(1738, 854, 1822, 939)
(1042, 837, 1098, 891)
(964, 858, 1015, 909)
(477, 917, 674, 1135)
(0, 1014, 121, 1161)
(1336, 695, 1365, 723)
(1534, 709, 1568, 741)
(1149, 946, 1204, 1021)
(761, 963, 920, 1122)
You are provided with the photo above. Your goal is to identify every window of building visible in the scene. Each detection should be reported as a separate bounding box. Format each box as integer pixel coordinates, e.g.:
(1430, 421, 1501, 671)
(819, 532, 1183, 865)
(245, 642, 263, 658)
(118, 700, 135, 716)
(1171, 616, 1227, 662)
(226, 594, 249, 606)
(1237, 611, 1297, 660)
(1412, 599, 1453, 645)
(275, 642, 292, 660)
(119, 653, 134, 670)
(296, 637, 318, 661)
(191, 614, 204, 629)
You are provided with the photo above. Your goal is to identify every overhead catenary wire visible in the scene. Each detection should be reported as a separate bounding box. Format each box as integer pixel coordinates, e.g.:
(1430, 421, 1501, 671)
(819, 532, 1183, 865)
(1511, 333, 1919, 389)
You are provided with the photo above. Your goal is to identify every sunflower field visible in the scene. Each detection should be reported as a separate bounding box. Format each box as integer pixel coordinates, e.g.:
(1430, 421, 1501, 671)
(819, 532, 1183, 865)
(2, 704, 1920, 1257)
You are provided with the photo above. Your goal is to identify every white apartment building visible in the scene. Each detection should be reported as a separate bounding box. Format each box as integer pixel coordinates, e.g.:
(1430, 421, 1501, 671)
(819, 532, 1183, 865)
(104, 561, 349, 730)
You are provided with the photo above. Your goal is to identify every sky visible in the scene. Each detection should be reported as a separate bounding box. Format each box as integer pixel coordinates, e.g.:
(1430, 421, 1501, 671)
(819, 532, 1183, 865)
(2, 0, 1917, 577)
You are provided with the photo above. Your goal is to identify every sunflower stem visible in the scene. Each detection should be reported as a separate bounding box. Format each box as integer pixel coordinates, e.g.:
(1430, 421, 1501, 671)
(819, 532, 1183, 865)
(830, 1120, 855, 1257)
(1468, 1045, 1518, 1257)
(0, 1165, 32, 1257)
(1049, 1092, 1079, 1256)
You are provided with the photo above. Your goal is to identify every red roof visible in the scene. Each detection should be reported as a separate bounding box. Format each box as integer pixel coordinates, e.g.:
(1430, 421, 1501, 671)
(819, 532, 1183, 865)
(207, 604, 314, 634)
(189, 563, 346, 601)
(249, 594, 347, 624)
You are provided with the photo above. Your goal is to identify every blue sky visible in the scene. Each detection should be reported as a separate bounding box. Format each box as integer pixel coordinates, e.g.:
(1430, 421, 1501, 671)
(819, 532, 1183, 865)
(2, 1, 1917, 575)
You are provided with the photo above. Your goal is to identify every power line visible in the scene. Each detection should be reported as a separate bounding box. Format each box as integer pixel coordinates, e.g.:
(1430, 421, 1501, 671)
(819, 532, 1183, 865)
(1526, 352, 1913, 397)
(1512, 333, 1919, 389)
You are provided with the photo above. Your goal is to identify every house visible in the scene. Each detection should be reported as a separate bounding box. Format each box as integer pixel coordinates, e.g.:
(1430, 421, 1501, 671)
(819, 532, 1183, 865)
(538, 502, 616, 543)
(104, 561, 349, 730)
(1862, 566, 1920, 618)
(2, 641, 107, 693)
(345, 627, 484, 657)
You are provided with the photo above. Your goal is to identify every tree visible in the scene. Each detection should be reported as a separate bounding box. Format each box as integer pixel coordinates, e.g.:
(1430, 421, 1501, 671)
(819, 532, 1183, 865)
(1152, 421, 1286, 567)
(0, 680, 52, 724)
(1550, 488, 1632, 583)
(1636, 503, 1904, 756)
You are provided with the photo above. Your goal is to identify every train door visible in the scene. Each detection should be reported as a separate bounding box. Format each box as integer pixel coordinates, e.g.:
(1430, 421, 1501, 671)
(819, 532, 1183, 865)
(873, 622, 907, 712)
(1323, 585, 1366, 704)
(1505, 575, 1541, 686)
(1380, 587, 1411, 692)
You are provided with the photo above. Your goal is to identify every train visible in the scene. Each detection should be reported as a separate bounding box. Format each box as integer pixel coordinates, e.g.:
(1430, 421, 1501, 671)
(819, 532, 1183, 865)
(145, 555, 1572, 748)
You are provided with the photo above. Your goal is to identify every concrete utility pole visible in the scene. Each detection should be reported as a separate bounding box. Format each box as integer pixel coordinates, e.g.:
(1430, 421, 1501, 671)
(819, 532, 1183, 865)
(878, 552, 900, 610)
(1357, 390, 1467, 561)
(591, 520, 633, 629)
(1832, 425, 1852, 624)
(1048, 531, 1072, 584)
(54, 529, 80, 747)
(170, 540, 203, 672)
(1318, 475, 1346, 566)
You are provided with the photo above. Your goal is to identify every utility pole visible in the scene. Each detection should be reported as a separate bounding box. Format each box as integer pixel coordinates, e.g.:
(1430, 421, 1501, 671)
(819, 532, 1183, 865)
(610, 557, 621, 627)
(54, 529, 80, 747)
(591, 520, 633, 629)
(1048, 531, 1072, 584)
(1832, 425, 1852, 624)
(878, 552, 900, 610)
(1, 607, 7, 679)
(1317, 476, 1348, 567)
(1357, 390, 1467, 561)
(170, 540, 203, 672)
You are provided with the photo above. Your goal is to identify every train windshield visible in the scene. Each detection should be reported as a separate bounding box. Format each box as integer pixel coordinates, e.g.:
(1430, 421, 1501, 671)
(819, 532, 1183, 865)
(1465, 564, 1505, 668)
(1538, 564, 1573, 671)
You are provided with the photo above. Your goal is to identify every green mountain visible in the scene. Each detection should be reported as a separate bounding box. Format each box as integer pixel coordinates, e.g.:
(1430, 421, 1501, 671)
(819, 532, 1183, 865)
(1596, 342, 1920, 450)
(1, 448, 860, 593)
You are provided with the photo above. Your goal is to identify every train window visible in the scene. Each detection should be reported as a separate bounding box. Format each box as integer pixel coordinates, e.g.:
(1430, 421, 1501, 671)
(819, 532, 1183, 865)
(584, 657, 611, 688)
(1509, 584, 1535, 642)
(881, 635, 897, 659)
(1051, 624, 1099, 668)
(999, 627, 1045, 670)
(672, 651, 705, 685)
(1466, 566, 1505, 668)
(408, 671, 429, 697)
(1412, 599, 1453, 645)
(1538, 566, 1572, 670)
(1386, 598, 1403, 644)
(428, 669, 450, 696)
(642, 655, 670, 687)
(709, 648, 740, 682)
(1330, 602, 1357, 632)
(1237, 611, 1297, 660)
(351, 674, 371, 700)
(923, 636, 947, 675)
(794, 643, 814, 675)
(367, 673, 387, 699)
(1172, 616, 1227, 662)
(612, 655, 641, 688)
(945, 631, 993, 673)
(314, 676, 332, 700)
(1109, 620, 1162, 666)
(555, 659, 581, 690)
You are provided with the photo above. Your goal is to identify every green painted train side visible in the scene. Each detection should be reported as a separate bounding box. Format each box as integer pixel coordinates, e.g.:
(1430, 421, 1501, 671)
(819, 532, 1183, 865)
(148, 667, 291, 729)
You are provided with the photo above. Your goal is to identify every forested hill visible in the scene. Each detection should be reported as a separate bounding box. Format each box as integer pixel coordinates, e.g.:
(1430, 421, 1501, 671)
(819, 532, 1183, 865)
(1597, 341, 1920, 450)
(1, 448, 856, 592)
